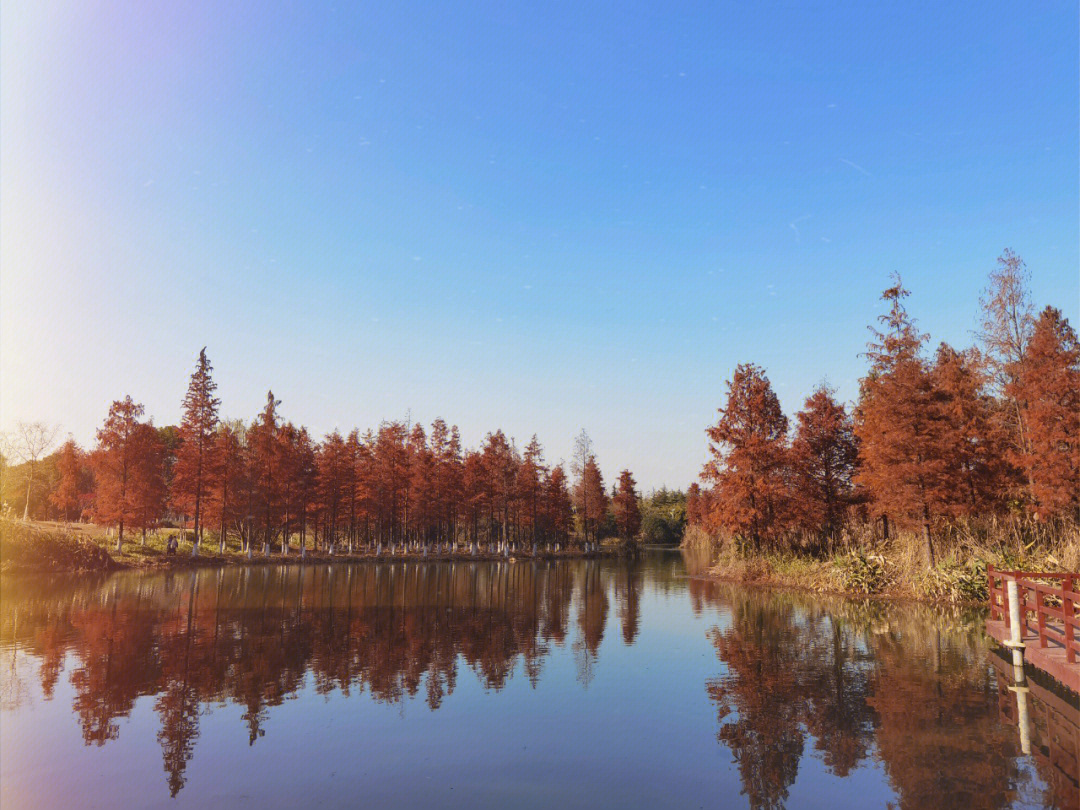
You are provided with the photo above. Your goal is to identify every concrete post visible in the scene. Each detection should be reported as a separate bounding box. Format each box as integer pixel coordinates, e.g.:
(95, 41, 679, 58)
(1005, 579, 1026, 668)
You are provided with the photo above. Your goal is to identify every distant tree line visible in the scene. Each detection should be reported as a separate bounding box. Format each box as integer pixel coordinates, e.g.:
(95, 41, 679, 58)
(3, 349, 644, 556)
(689, 250, 1079, 562)
(638, 488, 687, 545)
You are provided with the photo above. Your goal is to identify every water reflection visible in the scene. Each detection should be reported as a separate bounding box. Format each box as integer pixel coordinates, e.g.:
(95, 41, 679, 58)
(1, 554, 1077, 809)
(691, 578, 1079, 810)
(2, 560, 617, 796)
(990, 653, 1080, 809)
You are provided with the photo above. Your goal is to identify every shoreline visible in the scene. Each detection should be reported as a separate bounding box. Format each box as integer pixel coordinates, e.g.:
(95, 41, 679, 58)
(0, 521, 634, 574)
(687, 569, 987, 608)
(1, 547, 623, 575)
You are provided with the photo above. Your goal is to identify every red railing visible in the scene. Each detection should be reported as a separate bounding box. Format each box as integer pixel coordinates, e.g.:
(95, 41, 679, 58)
(988, 566, 1080, 664)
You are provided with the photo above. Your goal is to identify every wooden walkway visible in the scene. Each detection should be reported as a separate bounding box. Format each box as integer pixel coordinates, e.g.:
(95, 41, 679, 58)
(987, 567, 1080, 693)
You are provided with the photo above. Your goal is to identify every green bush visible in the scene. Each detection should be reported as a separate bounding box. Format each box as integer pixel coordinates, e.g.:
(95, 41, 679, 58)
(920, 558, 988, 603)
(834, 550, 890, 595)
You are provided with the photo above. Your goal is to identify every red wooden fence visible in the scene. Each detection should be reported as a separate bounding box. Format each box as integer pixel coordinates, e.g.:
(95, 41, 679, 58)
(988, 566, 1080, 664)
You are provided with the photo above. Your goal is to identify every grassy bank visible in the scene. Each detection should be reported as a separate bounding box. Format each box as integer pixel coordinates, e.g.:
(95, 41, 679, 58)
(1, 520, 121, 573)
(0, 519, 627, 573)
(682, 523, 1080, 604)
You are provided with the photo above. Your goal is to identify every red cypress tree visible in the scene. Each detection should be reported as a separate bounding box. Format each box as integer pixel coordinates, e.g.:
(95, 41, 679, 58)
(91, 397, 148, 552)
(702, 363, 790, 550)
(788, 384, 858, 548)
(1008, 307, 1080, 520)
(294, 426, 319, 553)
(353, 429, 378, 550)
(544, 464, 573, 546)
(275, 422, 308, 554)
(612, 470, 642, 540)
(374, 421, 409, 547)
(51, 439, 84, 522)
(205, 423, 245, 553)
(481, 430, 516, 547)
(129, 424, 167, 544)
(685, 482, 706, 529)
(317, 430, 348, 552)
(429, 419, 463, 548)
(407, 423, 435, 548)
(247, 391, 282, 553)
(931, 344, 1010, 517)
(574, 455, 607, 546)
(462, 450, 487, 551)
(517, 435, 546, 545)
(854, 279, 948, 564)
(171, 349, 220, 552)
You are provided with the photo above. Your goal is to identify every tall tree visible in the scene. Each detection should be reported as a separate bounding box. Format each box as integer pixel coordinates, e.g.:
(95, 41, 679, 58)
(172, 349, 220, 553)
(572, 430, 597, 547)
(406, 423, 434, 547)
(575, 455, 607, 548)
(462, 451, 487, 552)
(788, 384, 858, 548)
(545, 464, 573, 545)
(294, 427, 318, 554)
(316, 430, 348, 552)
(373, 421, 409, 547)
(518, 435, 546, 545)
(277, 422, 306, 554)
(685, 483, 707, 530)
(130, 423, 167, 544)
(248, 391, 282, 553)
(481, 430, 516, 548)
(855, 279, 947, 564)
(1008, 307, 1080, 520)
(51, 439, 84, 522)
(430, 419, 463, 547)
(205, 423, 245, 553)
(702, 363, 790, 550)
(931, 344, 1009, 517)
(612, 470, 642, 540)
(91, 397, 148, 551)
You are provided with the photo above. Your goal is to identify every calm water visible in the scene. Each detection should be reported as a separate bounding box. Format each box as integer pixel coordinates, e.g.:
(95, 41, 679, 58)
(1, 550, 1076, 809)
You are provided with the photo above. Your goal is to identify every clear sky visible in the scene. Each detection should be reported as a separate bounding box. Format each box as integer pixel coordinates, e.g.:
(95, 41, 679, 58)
(2, 1, 1077, 490)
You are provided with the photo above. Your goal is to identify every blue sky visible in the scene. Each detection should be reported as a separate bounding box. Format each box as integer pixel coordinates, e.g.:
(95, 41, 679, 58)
(2, 1, 1077, 489)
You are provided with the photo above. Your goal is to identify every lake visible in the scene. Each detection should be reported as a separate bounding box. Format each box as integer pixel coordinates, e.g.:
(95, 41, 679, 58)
(1, 550, 1076, 809)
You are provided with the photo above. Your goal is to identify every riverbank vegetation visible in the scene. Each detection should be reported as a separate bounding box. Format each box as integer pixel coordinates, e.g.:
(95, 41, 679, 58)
(638, 488, 688, 545)
(0, 519, 120, 573)
(687, 250, 1079, 601)
(2, 351, 644, 563)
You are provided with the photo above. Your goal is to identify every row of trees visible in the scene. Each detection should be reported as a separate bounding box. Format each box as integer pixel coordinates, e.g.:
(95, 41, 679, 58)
(690, 250, 1079, 562)
(11, 350, 644, 555)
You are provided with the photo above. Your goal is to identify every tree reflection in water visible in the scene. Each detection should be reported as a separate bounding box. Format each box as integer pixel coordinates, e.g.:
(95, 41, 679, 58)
(694, 578, 1078, 810)
(2, 556, 1077, 808)
(1, 561, 615, 796)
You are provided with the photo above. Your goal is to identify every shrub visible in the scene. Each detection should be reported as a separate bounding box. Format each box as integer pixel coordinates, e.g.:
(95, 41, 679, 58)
(920, 558, 988, 603)
(834, 549, 891, 595)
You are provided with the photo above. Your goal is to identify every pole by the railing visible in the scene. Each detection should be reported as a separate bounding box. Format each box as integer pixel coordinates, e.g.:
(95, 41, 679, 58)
(1004, 579, 1026, 669)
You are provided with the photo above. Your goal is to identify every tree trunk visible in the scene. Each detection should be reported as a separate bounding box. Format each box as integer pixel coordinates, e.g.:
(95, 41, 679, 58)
(22, 462, 34, 521)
